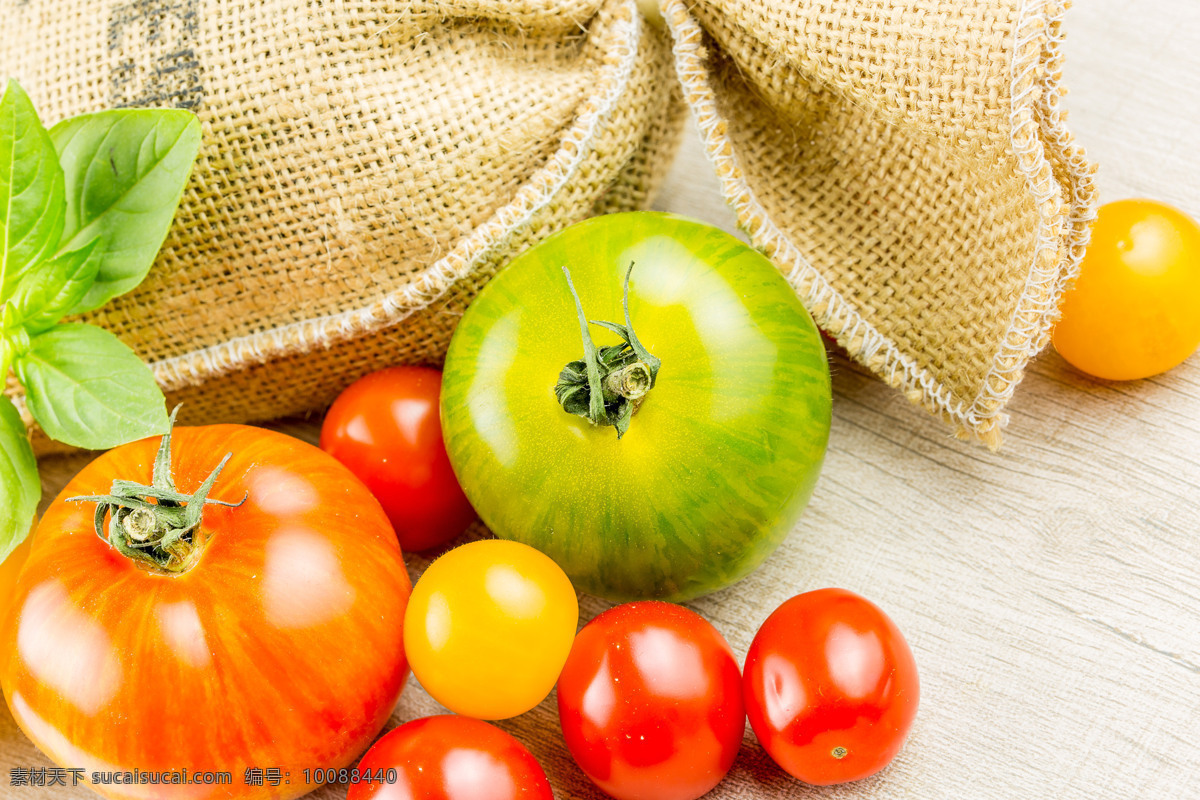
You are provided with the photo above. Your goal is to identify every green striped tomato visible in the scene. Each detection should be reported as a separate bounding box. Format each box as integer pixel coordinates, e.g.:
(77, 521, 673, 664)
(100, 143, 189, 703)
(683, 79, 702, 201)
(441, 212, 830, 601)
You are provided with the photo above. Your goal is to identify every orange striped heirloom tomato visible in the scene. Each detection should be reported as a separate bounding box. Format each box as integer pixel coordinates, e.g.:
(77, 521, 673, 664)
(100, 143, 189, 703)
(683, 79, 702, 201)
(0, 421, 412, 800)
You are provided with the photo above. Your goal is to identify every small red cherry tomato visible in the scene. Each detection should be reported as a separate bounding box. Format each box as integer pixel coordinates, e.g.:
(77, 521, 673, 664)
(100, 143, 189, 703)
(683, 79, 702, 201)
(556, 601, 745, 800)
(320, 366, 476, 552)
(743, 588, 919, 785)
(346, 715, 553, 800)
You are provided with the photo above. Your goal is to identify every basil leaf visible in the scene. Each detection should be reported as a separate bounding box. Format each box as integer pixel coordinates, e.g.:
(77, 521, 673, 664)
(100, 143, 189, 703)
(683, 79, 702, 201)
(49, 109, 200, 314)
(0, 394, 40, 563)
(14, 323, 168, 449)
(8, 237, 101, 332)
(0, 80, 66, 300)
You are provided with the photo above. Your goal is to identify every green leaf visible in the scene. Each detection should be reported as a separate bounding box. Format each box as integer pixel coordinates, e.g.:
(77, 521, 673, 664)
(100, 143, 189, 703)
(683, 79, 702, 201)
(0, 395, 40, 563)
(8, 237, 101, 331)
(14, 323, 168, 449)
(49, 109, 200, 313)
(0, 80, 66, 299)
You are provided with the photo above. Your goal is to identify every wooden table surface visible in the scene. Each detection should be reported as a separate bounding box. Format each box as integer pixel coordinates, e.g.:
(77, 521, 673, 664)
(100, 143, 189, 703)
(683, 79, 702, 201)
(4, 1, 1198, 798)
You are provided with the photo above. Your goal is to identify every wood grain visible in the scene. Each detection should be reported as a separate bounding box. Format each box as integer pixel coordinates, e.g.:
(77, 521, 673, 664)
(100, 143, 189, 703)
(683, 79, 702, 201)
(3, 0, 1198, 798)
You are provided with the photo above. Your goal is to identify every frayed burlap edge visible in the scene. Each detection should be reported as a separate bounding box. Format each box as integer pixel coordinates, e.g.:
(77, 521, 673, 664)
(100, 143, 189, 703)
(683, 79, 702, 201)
(662, 0, 1098, 449)
(130, 1, 645, 397)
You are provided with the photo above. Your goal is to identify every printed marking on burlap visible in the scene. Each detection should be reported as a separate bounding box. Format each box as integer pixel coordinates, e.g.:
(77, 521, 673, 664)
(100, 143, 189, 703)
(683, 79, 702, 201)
(108, 0, 204, 109)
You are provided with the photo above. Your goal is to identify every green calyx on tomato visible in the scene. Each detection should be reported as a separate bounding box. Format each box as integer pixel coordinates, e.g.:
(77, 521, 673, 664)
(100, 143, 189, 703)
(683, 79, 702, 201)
(555, 262, 661, 438)
(68, 407, 244, 574)
(441, 212, 832, 602)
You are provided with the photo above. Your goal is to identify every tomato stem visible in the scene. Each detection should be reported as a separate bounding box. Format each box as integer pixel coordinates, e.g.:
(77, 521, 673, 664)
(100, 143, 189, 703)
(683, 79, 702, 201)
(605, 361, 652, 401)
(68, 407, 244, 574)
(554, 262, 660, 438)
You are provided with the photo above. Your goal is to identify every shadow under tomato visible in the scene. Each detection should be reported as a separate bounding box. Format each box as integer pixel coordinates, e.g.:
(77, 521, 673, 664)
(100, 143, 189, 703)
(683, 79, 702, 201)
(717, 734, 895, 800)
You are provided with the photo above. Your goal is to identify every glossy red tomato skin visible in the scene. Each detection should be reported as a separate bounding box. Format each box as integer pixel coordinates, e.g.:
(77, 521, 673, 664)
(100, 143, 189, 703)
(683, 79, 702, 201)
(347, 715, 553, 800)
(321, 366, 476, 552)
(0, 425, 412, 800)
(743, 588, 919, 785)
(556, 602, 745, 800)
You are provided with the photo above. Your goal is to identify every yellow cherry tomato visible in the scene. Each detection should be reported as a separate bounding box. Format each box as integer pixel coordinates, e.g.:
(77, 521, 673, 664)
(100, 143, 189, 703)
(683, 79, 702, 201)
(404, 539, 578, 720)
(1054, 198, 1200, 380)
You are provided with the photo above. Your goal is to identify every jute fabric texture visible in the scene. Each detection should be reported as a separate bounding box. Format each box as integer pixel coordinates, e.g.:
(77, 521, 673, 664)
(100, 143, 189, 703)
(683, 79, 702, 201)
(666, 0, 1096, 447)
(1, 0, 1094, 450)
(1, 0, 683, 454)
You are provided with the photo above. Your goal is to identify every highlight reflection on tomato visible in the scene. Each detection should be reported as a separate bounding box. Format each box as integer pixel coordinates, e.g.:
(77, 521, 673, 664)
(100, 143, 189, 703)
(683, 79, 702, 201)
(0, 424, 411, 800)
(556, 602, 745, 800)
(347, 715, 553, 800)
(743, 588, 919, 785)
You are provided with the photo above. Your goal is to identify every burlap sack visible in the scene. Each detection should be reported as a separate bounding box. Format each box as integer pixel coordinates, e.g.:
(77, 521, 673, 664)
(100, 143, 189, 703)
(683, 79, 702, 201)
(3, 0, 1093, 452)
(1, 0, 684, 455)
(663, 0, 1096, 447)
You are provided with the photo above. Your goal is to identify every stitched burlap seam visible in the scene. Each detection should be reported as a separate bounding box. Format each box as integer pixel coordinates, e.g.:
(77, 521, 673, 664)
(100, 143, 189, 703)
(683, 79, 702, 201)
(969, 0, 1097, 440)
(663, 0, 1097, 448)
(140, 1, 643, 395)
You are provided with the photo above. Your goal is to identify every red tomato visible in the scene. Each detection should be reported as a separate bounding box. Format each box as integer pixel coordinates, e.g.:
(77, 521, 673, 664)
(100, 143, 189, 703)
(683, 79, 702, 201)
(0, 424, 411, 800)
(347, 715, 553, 800)
(743, 588, 919, 785)
(556, 602, 744, 800)
(321, 366, 476, 552)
